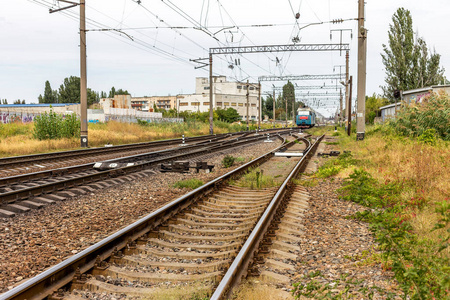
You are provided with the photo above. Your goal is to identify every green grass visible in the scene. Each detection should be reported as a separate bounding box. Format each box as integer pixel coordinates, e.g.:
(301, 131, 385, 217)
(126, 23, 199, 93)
(173, 179, 204, 189)
(236, 168, 277, 189)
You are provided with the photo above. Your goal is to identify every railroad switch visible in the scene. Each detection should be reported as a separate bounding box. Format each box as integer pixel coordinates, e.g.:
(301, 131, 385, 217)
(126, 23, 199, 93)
(318, 150, 341, 157)
(159, 161, 214, 173)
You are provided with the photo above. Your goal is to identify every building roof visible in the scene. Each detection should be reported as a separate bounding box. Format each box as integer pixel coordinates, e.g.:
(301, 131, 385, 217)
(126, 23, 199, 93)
(402, 85, 450, 95)
(0, 103, 78, 108)
(379, 103, 401, 110)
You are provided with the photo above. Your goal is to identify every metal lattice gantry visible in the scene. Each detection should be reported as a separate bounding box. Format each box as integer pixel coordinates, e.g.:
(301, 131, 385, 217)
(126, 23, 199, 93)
(206, 43, 350, 133)
(296, 92, 341, 97)
(273, 85, 342, 91)
(210, 43, 350, 55)
(258, 74, 344, 82)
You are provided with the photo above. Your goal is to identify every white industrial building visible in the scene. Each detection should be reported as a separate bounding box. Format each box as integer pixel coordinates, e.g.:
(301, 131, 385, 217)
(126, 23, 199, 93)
(178, 76, 260, 121)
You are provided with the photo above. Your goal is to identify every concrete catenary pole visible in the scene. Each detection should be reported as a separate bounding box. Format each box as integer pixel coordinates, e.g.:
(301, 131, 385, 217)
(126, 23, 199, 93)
(209, 53, 213, 134)
(347, 76, 353, 136)
(339, 89, 343, 126)
(258, 82, 261, 129)
(285, 97, 287, 127)
(345, 50, 349, 120)
(246, 80, 249, 131)
(356, 0, 367, 140)
(273, 89, 275, 128)
(80, 0, 88, 147)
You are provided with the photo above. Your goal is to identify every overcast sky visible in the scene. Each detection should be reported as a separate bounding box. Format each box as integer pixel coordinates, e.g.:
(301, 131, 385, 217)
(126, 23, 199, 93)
(0, 0, 448, 117)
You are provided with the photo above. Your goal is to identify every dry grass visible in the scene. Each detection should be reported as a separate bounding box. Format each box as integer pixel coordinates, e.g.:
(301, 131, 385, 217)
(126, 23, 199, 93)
(0, 121, 222, 157)
(232, 280, 294, 300)
(142, 282, 212, 300)
(335, 126, 449, 252)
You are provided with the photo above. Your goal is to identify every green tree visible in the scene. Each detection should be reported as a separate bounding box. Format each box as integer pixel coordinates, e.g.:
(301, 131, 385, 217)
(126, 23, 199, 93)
(100, 91, 107, 98)
(13, 99, 22, 104)
(115, 88, 130, 95)
(216, 107, 241, 123)
(282, 81, 295, 118)
(39, 80, 58, 103)
(381, 8, 445, 102)
(365, 94, 389, 124)
(108, 87, 116, 98)
(58, 76, 98, 106)
(59, 76, 80, 103)
(1, 99, 7, 104)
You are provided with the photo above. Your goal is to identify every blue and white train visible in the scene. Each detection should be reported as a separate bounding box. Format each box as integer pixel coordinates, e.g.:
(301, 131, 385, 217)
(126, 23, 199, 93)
(295, 107, 316, 128)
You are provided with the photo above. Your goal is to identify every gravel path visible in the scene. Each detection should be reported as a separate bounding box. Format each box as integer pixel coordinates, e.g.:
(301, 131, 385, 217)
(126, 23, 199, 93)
(0, 140, 281, 293)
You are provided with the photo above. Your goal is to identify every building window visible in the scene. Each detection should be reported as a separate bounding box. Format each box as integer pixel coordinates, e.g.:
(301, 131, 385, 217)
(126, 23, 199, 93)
(224, 102, 229, 106)
(203, 102, 210, 106)
(204, 86, 210, 90)
(237, 85, 242, 89)
(231, 102, 236, 106)
(216, 102, 222, 106)
(238, 103, 243, 107)
(251, 103, 256, 107)
(191, 102, 200, 106)
(249, 87, 255, 90)
(179, 102, 188, 106)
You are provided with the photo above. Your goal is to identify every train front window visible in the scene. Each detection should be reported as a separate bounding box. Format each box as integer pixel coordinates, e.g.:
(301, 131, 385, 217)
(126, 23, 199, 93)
(297, 111, 310, 116)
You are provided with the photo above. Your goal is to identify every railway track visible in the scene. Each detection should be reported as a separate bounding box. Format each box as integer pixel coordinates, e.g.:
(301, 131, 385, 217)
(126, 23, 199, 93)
(0, 128, 284, 178)
(0, 132, 321, 300)
(0, 130, 291, 217)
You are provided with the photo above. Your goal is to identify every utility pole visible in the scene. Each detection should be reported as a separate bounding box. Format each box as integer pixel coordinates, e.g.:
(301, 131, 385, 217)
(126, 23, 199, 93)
(50, 0, 88, 147)
(273, 89, 275, 128)
(285, 98, 287, 127)
(339, 89, 343, 126)
(246, 80, 249, 131)
(80, 0, 87, 147)
(258, 82, 261, 129)
(292, 96, 296, 126)
(356, 0, 367, 140)
(347, 76, 353, 136)
(209, 54, 214, 134)
(345, 50, 349, 121)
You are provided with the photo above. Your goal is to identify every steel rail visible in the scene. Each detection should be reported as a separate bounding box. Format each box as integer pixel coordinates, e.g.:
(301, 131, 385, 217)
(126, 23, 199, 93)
(0, 128, 280, 168)
(0, 132, 289, 204)
(0, 134, 295, 300)
(210, 135, 324, 300)
(0, 128, 283, 169)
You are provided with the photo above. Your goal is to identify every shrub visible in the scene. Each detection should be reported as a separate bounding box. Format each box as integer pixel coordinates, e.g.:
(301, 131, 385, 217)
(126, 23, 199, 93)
(418, 128, 437, 145)
(33, 109, 80, 140)
(389, 92, 450, 140)
(222, 155, 235, 168)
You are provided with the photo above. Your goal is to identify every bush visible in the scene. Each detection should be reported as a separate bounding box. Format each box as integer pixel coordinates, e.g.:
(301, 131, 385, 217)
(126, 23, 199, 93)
(33, 108, 80, 140)
(222, 155, 235, 168)
(389, 92, 450, 140)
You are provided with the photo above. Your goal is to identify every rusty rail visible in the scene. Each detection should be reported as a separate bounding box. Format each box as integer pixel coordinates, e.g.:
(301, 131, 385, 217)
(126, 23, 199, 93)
(0, 134, 299, 300)
(210, 135, 324, 300)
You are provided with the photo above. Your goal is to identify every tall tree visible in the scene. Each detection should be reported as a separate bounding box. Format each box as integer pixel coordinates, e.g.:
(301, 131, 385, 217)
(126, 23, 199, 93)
(58, 76, 98, 106)
(381, 8, 445, 102)
(38, 80, 58, 103)
(282, 81, 295, 118)
(108, 87, 116, 98)
(59, 76, 80, 103)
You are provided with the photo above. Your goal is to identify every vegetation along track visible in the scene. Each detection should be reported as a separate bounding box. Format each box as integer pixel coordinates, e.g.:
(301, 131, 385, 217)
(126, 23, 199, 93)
(0, 130, 291, 217)
(0, 133, 321, 300)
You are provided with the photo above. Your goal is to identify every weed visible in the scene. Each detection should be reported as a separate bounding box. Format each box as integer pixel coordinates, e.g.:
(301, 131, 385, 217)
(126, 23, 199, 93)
(237, 168, 277, 189)
(222, 155, 236, 168)
(33, 108, 80, 140)
(338, 169, 450, 299)
(173, 179, 204, 189)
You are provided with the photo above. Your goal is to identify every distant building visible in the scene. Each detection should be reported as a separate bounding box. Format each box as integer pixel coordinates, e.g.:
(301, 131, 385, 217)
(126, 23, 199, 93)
(402, 85, 450, 104)
(379, 84, 450, 122)
(178, 76, 260, 121)
(129, 76, 260, 120)
(131, 96, 177, 112)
